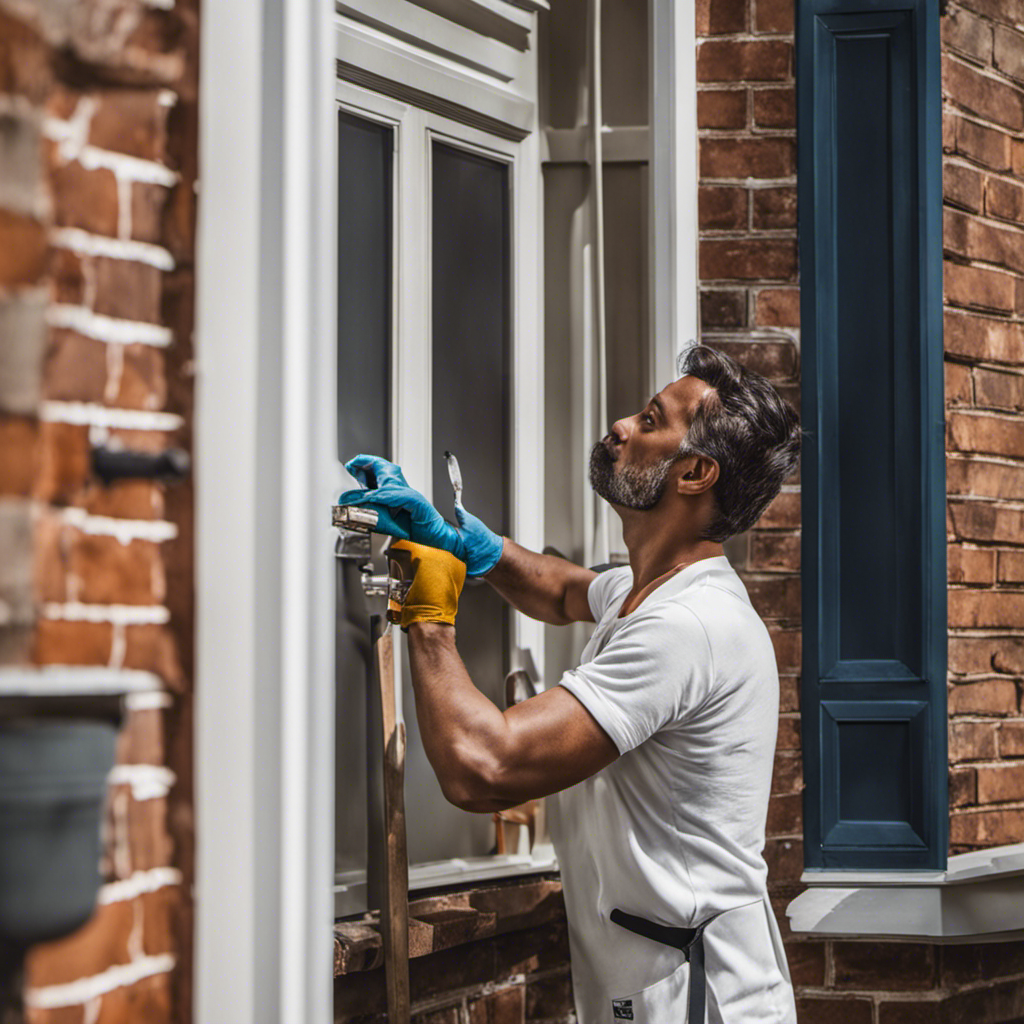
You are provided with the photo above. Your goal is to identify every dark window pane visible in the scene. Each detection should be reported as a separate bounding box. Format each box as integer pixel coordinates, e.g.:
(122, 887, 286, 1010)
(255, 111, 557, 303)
(408, 141, 510, 866)
(335, 111, 393, 902)
(337, 111, 392, 461)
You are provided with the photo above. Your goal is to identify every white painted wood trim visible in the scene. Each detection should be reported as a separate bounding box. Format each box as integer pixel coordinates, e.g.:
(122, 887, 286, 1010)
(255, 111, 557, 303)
(649, 0, 700, 391)
(339, 0, 523, 84)
(195, 0, 336, 1020)
(335, 16, 533, 138)
(543, 126, 650, 165)
(335, 76, 545, 881)
(788, 844, 1024, 942)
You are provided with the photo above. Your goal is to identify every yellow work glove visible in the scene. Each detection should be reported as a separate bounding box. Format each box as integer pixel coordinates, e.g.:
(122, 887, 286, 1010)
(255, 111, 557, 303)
(389, 539, 466, 630)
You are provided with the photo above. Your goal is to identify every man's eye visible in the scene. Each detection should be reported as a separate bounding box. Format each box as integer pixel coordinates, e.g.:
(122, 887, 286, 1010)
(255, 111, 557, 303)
(642, 413, 654, 426)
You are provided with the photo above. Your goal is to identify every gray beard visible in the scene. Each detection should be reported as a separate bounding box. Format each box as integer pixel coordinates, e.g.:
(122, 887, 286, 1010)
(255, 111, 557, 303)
(588, 439, 675, 511)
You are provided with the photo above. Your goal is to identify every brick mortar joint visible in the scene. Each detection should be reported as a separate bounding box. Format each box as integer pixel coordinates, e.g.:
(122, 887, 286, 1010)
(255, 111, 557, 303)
(402, 965, 567, 1017)
(943, 103, 1024, 141)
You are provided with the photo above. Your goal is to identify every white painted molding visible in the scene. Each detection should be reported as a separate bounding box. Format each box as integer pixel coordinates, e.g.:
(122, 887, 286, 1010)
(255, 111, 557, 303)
(788, 843, 1024, 943)
(543, 126, 650, 165)
(196, 0, 337, 1019)
(339, 0, 523, 83)
(649, 0, 700, 390)
(335, 15, 533, 140)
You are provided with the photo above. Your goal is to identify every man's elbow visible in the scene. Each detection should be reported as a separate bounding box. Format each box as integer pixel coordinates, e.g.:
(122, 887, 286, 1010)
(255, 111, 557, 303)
(439, 746, 519, 813)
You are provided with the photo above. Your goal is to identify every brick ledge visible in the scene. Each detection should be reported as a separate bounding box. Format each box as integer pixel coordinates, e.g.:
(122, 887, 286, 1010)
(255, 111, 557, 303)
(334, 873, 564, 976)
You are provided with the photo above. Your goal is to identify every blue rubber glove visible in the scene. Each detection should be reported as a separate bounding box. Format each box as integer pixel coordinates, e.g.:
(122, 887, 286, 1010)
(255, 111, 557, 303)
(452, 499, 504, 578)
(339, 455, 467, 562)
(338, 455, 504, 577)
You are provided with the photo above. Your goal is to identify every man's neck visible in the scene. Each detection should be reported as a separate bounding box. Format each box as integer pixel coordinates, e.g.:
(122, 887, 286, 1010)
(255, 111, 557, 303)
(618, 507, 724, 594)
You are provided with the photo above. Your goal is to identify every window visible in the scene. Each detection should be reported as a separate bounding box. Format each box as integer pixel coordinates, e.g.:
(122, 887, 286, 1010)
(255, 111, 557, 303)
(332, 84, 550, 916)
(797, 0, 946, 870)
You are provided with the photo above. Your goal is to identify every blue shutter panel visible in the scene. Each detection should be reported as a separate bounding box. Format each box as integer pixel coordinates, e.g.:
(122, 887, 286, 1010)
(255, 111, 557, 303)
(797, 0, 947, 869)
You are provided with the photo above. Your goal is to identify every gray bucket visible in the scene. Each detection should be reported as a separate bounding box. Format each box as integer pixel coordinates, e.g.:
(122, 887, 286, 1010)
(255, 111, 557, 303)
(0, 719, 116, 947)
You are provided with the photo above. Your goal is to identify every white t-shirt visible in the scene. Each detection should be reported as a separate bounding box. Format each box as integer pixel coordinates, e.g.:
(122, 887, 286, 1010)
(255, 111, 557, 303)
(548, 556, 795, 1024)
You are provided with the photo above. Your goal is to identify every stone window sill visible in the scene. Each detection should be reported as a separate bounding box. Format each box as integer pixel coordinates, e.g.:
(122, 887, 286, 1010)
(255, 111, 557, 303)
(786, 843, 1024, 944)
(334, 873, 565, 976)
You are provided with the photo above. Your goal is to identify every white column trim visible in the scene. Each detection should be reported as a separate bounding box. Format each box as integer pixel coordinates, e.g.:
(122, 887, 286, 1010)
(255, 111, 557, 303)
(195, 0, 336, 1021)
(649, 0, 700, 391)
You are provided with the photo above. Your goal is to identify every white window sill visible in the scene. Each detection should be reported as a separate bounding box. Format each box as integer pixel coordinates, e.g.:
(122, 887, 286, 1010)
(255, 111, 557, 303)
(786, 843, 1024, 944)
(334, 846, 558, 917)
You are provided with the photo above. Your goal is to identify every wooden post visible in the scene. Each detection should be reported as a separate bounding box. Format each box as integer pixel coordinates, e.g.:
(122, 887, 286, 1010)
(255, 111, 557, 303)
(373, 621, 410, 1022)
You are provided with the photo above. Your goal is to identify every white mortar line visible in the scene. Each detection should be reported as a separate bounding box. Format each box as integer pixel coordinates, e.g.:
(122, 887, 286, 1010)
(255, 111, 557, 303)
(78, 145, 179, 187)
(47, 304, 173, 347)
(109, 620, 127, 669)
(23, 954, 176, 1008)
(40, 401, 183, 431)
(105, 343, 124, 404)
(125, 690, 174, 712)
(0, 666, 163, 695)
(50, 227, 175, 271)
(108, 764, 177, 801)
(61, 508, 179, 545)
(42, 602, 171, 626)
(98, 866, 183, 905)
(41, 98, 96, 164)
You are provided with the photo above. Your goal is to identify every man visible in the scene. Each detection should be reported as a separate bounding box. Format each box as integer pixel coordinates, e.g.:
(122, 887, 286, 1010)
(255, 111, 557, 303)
(338, 345, 801, 1023)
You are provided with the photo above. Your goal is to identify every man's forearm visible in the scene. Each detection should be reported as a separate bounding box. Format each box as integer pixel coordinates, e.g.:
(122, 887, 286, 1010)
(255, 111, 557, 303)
(406, 621, 620, 811)
(405, 622, 516, 812)
(485, 538, 596, 625)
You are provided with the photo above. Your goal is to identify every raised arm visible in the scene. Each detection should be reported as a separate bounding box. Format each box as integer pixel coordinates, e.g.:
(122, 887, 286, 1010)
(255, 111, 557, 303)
(338, 454, 596, 625)
(408, 621, 616, 811)
(485, 539, 596, 625)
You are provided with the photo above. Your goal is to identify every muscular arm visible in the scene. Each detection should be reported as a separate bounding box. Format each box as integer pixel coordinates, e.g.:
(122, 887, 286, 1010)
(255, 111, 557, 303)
(485, 538, 597, 625)
(407, 622, 619, 812)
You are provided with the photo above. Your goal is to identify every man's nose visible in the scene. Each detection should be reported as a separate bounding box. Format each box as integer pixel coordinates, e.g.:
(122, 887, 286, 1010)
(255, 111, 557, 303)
(609, 419, 629, 444)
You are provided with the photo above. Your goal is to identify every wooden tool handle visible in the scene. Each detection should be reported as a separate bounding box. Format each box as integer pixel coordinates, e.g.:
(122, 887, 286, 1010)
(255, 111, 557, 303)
(375, 623, 410, 1022)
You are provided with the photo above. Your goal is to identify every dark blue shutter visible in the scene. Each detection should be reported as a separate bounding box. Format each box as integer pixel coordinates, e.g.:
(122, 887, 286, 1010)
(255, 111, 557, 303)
(797, 0, 947, 869)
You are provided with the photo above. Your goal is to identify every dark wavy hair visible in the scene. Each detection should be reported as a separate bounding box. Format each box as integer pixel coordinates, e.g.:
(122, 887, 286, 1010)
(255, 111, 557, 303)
(676, 345, 801, 542)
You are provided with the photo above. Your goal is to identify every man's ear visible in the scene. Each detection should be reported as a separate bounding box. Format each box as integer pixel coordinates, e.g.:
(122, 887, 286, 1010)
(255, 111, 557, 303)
(676, 454, 719, 495)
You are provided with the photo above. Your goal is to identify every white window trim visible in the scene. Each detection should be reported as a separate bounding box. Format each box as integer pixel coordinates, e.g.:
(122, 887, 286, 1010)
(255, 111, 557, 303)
(787, 843, 1024, 943)
(195, 0, 337, 1022)
(650, 0, 700, 387)
(332, 79, 551, 913)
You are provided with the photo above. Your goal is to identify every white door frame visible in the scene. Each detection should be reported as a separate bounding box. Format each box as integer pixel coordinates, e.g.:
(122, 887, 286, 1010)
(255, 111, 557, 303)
(194, 0, 337, 1021)
(650, 0, 701, 388)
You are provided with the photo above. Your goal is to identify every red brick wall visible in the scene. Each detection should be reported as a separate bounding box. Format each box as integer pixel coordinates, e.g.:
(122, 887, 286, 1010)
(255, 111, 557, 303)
(0, 2, 197, 1021)
(698, 0, 1024, 1019)
(942, 0, 1024, 857)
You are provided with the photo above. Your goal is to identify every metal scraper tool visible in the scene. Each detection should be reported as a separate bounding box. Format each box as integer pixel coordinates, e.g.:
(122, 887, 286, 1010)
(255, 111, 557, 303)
(444, 450, 463, 507)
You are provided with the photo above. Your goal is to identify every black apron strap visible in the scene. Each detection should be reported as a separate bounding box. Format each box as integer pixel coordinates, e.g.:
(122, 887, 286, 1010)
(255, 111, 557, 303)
(610, 908, 709, 1023)
(687, 926, 706, 1024)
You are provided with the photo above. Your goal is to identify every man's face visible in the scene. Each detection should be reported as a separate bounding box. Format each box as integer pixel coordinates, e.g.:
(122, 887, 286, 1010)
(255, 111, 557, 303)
(589, 375, 714, 510)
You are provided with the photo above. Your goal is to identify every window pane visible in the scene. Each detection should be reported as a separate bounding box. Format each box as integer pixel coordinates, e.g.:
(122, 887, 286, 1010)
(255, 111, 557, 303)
(405, 141, 510, 865)
(337, 111, 392, 461)
(335, 112, 393, 898)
